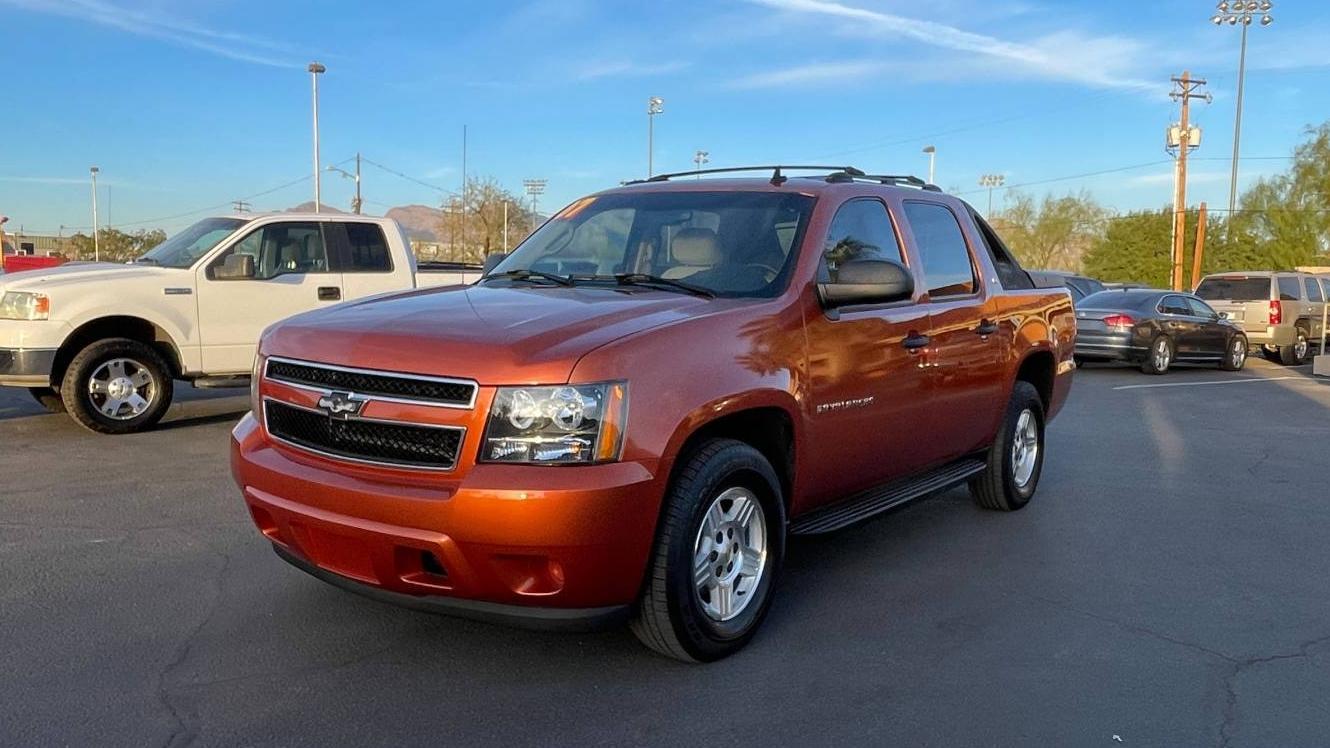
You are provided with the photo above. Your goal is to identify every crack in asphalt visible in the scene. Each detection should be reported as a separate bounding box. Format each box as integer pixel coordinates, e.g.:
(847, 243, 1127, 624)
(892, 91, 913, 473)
(155, 549, 231, 748)
(995, 585, 1330, 747)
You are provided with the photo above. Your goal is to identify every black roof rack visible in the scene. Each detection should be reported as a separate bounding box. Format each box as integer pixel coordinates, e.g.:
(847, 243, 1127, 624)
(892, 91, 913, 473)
(631, 165, 865, 186)
(626, 164, 943, 191)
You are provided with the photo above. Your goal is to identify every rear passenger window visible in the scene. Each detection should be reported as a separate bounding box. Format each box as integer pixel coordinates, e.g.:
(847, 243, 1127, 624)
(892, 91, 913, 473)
(1159, 296, 1191, 315)
(821, 199, 903, 282)
(903, 202, 976, 297)
(344, 223, 392, 272)
(1305, 278, 1324, 303)
(1277, 277, 1301, 301)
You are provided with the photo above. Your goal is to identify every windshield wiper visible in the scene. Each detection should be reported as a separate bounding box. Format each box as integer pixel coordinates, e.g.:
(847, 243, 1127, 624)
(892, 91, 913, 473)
(610, 273, 715, 298)
(480, 268, 573, 286)
(133, 257, 159, 265)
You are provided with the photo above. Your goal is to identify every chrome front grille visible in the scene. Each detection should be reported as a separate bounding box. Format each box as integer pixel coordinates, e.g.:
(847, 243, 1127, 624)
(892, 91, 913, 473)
(263, 399, 464, 471)
(265, 356, 477, 408)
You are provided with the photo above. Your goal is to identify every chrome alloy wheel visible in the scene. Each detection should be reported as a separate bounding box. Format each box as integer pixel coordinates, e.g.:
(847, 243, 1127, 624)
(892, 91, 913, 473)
(1294, 332, 1309, 361)
(1152, 338, 1171, 371)
(88, 357, 156, 420)
(693, 487, 767, 622)
(1231, 337, 1247, 369)
(1010, 408, 1040, 489)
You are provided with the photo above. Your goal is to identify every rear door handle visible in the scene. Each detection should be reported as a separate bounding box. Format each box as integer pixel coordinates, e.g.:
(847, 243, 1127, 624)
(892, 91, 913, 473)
(318, 286, 342, 301)
(902, 333, 931, 351)
(975, 319, 998, 336)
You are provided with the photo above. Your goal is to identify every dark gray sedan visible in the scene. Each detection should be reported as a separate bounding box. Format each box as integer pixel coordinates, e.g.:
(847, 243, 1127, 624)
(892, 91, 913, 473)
(1074, 289, 1248, 374)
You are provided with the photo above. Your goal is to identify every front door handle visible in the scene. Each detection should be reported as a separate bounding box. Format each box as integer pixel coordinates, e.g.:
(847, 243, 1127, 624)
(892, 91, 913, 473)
(902, 333, 931, 351)
(975, 319, 999, 336)
(318, 286, 342, 301)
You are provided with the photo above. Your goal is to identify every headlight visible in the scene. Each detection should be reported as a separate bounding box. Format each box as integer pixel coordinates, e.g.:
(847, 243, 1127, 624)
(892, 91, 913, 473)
(0, 291, 50, 320)
(250, 354, 265, 416)
(482, 382, 627, 464)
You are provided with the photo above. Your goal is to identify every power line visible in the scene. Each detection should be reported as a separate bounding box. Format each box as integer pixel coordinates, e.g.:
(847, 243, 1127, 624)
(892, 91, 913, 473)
(360, 157, 453, 195)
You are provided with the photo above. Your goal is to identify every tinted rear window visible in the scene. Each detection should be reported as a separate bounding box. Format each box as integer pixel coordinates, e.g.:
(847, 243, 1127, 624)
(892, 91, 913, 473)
(1195, 277, 1270, 301)
(1277, 277, 1301, 300)
(1080, 291, 1158, 310)
(345, 223, 393, 272)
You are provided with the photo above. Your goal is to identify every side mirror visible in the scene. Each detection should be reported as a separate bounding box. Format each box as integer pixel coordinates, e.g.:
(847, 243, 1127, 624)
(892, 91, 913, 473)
(1217, 311, 1229, 320)
(818, 259, 915, 308)
(214, 253, 256, 280)
(481, 252, 509, 276)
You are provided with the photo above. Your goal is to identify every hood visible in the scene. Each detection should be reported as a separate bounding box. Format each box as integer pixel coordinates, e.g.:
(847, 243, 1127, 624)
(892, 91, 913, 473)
(264, 284, 726, 385)
(0, 262, 183, 291)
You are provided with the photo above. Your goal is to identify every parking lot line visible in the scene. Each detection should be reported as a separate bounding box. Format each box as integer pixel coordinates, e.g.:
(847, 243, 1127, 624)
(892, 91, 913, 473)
(1113, 376, 1321, 391)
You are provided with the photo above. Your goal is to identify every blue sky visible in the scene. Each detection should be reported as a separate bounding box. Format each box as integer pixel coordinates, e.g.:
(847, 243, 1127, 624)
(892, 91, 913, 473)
(1, 0, 1328, 236)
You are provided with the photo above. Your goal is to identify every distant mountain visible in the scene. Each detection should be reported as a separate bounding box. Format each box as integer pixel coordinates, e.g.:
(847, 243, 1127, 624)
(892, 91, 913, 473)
(283, 201, 439, 241)
(385, 204, 442, 242)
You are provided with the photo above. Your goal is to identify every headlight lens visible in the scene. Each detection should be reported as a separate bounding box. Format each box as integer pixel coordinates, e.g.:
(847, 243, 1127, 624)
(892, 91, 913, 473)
(482, 382, 627, 464)
(0, 291, 50, 320)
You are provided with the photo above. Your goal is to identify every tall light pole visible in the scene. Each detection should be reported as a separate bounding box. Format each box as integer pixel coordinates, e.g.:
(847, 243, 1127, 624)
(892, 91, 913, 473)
(308, 61, 326, 213)
(89, 166, 100, 262)
(1211, 1, 1272, 234)
(647, 96, 664, 178)
(922, 145, 936, 184)
(978, 174, 1005, 215)
(326, 153, 362, 214)
(523, 178, 547, 234)
(693, 150, 709, 177)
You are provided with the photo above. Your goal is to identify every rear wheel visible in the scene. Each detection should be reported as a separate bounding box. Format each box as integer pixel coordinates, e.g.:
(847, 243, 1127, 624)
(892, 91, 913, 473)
(27, 387, 66, 413)
(970, 381, 1044, 512)
(1279, 327, 1309, 366)
(1220, 335, 1247, 371)
(1140, 335, 1173, 375)
(60, 338, 174, 434)
(631, 438, 785, 662)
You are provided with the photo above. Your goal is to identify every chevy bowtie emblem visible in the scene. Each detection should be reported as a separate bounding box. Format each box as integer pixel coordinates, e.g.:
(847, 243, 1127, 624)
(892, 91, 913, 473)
(317, 391, 367, 419)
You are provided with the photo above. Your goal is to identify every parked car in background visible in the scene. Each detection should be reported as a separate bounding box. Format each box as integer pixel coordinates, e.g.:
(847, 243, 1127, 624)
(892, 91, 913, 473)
(0, 213, 482, 433)
(231, 166, 1076, 662)
(1074, 288, 1248, 374)
(1194, 271, 1325, 366)
(1, 253, 66, 273)
(1028, 270, 1106, 305)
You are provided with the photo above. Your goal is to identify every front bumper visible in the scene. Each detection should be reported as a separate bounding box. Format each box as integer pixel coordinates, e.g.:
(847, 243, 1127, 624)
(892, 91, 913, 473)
(230, 414, 663, 627)
(0, 347, 57, 386)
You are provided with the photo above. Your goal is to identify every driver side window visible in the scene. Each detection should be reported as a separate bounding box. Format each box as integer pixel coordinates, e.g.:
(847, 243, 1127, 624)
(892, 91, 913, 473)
(821, 199, 903, 282)
(211, 222, 330, 280)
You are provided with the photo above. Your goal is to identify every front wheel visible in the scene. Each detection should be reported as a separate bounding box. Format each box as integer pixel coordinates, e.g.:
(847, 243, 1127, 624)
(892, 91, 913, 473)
(631, 438, 785, 662)
(1220, 335, 1248, 371)
(60, 338, 174, 434)
(970, 381, 1045, 512)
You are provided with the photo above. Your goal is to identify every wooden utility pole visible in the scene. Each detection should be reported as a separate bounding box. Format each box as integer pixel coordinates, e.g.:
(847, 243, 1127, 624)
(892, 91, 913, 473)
(1169, 71, 1210, 291)
(1191, 202, 1208, 290)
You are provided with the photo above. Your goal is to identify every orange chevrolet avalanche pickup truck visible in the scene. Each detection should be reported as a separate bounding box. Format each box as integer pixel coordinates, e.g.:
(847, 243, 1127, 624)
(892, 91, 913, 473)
(231, 166, 1075, 662)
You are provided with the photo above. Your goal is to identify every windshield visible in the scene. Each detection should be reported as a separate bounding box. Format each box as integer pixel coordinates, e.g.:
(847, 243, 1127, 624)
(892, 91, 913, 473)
(1195, 276, 1270, 301)
(136, 217, 247, 268)
(492, 191, 816, 298)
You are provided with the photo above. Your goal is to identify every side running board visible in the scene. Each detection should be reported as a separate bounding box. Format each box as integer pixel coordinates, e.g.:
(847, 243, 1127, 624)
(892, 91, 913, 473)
(789, 458, 985, 535)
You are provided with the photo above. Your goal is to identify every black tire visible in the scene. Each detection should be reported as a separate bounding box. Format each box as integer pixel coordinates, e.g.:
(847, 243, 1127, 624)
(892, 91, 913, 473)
(60, 338, 174, 434)
(1278, 327, 1310, 366)
(27, 387, 66, 413)
(970, 381, 1045, 512)
(1220, 334, 1248, 372)
(1261, 346, 1281, 362)
(1140, 335, 1173, 375)
(630, 438, 786, 663)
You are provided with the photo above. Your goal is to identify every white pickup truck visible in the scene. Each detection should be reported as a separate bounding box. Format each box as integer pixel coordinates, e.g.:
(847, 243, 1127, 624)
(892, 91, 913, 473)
(0, 213, 480, 433)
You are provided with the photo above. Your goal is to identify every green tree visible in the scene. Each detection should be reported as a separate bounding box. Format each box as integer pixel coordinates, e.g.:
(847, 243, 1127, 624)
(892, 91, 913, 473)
(69, 228, 167, 263)
(1224, 122, 1330, 268)
(991, 191, 1108, 271)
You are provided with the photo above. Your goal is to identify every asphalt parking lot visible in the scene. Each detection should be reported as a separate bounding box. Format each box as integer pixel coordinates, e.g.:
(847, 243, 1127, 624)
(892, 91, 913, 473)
(3, 359, 1330, 747)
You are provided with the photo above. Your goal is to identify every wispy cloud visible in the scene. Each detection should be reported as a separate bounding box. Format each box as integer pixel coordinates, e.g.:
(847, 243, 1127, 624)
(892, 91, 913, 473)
(575, 60, 690, 81)
(742, 0, 1153, 91)
(0, 0, 302, 68)
(1129, 171, 1228, 186)
(728, 60, 887, 89)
